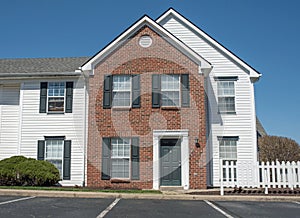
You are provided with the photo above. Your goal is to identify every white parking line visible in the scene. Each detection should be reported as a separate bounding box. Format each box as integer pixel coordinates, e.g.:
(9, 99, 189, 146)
(0, 196, 36, 205)
(97, 198, 120, 218)
(204, 200, 234, 218)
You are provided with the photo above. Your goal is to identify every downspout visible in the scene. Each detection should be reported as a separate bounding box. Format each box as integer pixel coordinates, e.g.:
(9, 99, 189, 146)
(78, 67, 89, 187)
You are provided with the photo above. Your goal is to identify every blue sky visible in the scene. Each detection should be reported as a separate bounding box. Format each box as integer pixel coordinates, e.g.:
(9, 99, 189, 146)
(1, 0, 299, 143)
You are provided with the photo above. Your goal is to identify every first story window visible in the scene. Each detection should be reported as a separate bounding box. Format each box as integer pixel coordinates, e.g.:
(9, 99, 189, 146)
(218, 136, 238, 181)
(111, 138, 130, 178)
(101, 137, 140, 180)
(45, 139, 64, 177)
(37, 137, 71, 180)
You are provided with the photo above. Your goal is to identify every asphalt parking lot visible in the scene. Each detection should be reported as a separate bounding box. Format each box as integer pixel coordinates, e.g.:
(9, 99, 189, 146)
(0, 196, 299, 218)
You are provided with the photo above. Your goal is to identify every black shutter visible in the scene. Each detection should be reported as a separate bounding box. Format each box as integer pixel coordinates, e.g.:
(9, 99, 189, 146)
(152, 74, 161, 108)
(37, 140, 45, 160)
(65, 82, 73, 113)
(39, 82, 48, 113)
(102, 138, 111, 180)
(63, 140, 71, 180)
(132, 75, 141, 108)
(131, 137, 140, 180)
(103, 75, 112, 109)
(181, 74, 190, 107)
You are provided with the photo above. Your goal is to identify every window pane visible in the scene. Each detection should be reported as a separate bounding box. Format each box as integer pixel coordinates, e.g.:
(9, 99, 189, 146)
(218, 81, 235, 113)
(48, 97, 64, 112)
(113, 75, 131, 91)
(111, 159, 129, 178)
(48, 82, 65, 97)
(112, 92, 131, 107)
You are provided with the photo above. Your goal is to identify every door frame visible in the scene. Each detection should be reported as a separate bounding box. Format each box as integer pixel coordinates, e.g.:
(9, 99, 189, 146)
(153, 130, 189, 190)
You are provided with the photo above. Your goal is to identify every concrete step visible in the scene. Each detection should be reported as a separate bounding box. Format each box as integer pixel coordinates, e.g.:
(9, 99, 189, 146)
(160, 186, 184, 191)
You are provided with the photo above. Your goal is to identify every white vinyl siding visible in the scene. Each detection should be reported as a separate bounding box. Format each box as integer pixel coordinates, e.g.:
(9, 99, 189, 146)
(0, 84, 20, 160)
(161, 75, 180, 107)
(160, 16, 257, 186)
(18, 77, 86, 186)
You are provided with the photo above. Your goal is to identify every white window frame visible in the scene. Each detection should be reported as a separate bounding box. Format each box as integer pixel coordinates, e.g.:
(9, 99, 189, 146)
(47, 82, 66, 113)
(112, 75, 132, 108)
(161, 74, 181, 107)
(217, 80, 236, 113)
(45, 139, 64, 179)
(111, 138, 131, 179)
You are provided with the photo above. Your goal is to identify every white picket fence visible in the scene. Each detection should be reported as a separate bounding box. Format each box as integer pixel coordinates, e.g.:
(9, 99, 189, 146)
(220, 160, 300, 195)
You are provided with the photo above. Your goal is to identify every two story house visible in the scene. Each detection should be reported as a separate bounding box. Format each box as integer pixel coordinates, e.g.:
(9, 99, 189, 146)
(0, 8, 261, 189)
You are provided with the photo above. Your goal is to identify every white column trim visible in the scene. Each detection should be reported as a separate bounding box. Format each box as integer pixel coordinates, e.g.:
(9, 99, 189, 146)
(153, 130, 189, 190)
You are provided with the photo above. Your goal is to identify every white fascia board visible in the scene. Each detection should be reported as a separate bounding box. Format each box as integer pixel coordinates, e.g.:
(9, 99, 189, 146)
(81, 16, 212, 75)
(157, 9, 261, 78)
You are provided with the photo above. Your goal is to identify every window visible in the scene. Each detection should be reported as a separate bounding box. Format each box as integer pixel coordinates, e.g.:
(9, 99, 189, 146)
(101, 137, 139, 180)
(219, 136, 238, 181)
(111, 138, 131, 178)
(152, 74, 189, 108)
(217, 81, 235, 113)
(45, 139, 64, 178)
(37, 138, 71, 180)
(40, 82, 73, 113)
(161, 75, 180, 107)
(219, 137, 238, 160)
(48, 82, 65, 112)
(112, 75, 131, 107)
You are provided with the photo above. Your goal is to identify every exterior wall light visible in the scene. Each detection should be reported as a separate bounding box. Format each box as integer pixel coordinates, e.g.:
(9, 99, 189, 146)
(195, 137, 200, 147)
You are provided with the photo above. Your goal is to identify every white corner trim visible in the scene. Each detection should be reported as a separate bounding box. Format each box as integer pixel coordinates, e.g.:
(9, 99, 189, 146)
(153, 130, 189, 190)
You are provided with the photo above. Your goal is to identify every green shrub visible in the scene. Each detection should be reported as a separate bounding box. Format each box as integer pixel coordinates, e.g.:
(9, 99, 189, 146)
(0, 156, 60, 186)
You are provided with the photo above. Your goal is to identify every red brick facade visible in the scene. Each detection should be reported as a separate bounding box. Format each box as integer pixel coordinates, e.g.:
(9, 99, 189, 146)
(87, 26, 207, 189)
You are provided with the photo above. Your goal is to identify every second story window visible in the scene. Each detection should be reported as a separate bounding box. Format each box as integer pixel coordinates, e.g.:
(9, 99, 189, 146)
(103, 74, 140, 109)
(48, 82, 65, 112)
(161, 75, 180, 107)
(112, 75, 131, 107)
(217, 81, 235, 113)
(39, 81, 73, 114)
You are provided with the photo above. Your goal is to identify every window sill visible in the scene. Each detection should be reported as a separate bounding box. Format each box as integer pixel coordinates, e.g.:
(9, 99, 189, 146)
(110, 178, 131, 183)
(218, 112, 236, 115)
(47, 112, 65, 115)
(161, 106, 180, 110)
(112, 107, 132, 111)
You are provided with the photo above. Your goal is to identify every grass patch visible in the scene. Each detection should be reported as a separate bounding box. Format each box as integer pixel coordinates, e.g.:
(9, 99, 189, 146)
(0, 186, 162, 194)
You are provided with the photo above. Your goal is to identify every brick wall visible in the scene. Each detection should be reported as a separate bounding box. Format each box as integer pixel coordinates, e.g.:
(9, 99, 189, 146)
(87, 26, 207, 189)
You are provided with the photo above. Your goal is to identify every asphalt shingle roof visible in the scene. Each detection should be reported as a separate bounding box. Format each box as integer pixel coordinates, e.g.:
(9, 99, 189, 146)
(0, 57, 90, 76)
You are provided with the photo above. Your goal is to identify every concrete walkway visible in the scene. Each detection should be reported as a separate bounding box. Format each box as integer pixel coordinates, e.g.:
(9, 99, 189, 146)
(0, 188, 299, 202)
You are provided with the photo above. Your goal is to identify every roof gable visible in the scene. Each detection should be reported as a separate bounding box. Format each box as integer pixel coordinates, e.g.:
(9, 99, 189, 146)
(81, 15, 212, 75)
(157, 8, 261, 80)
